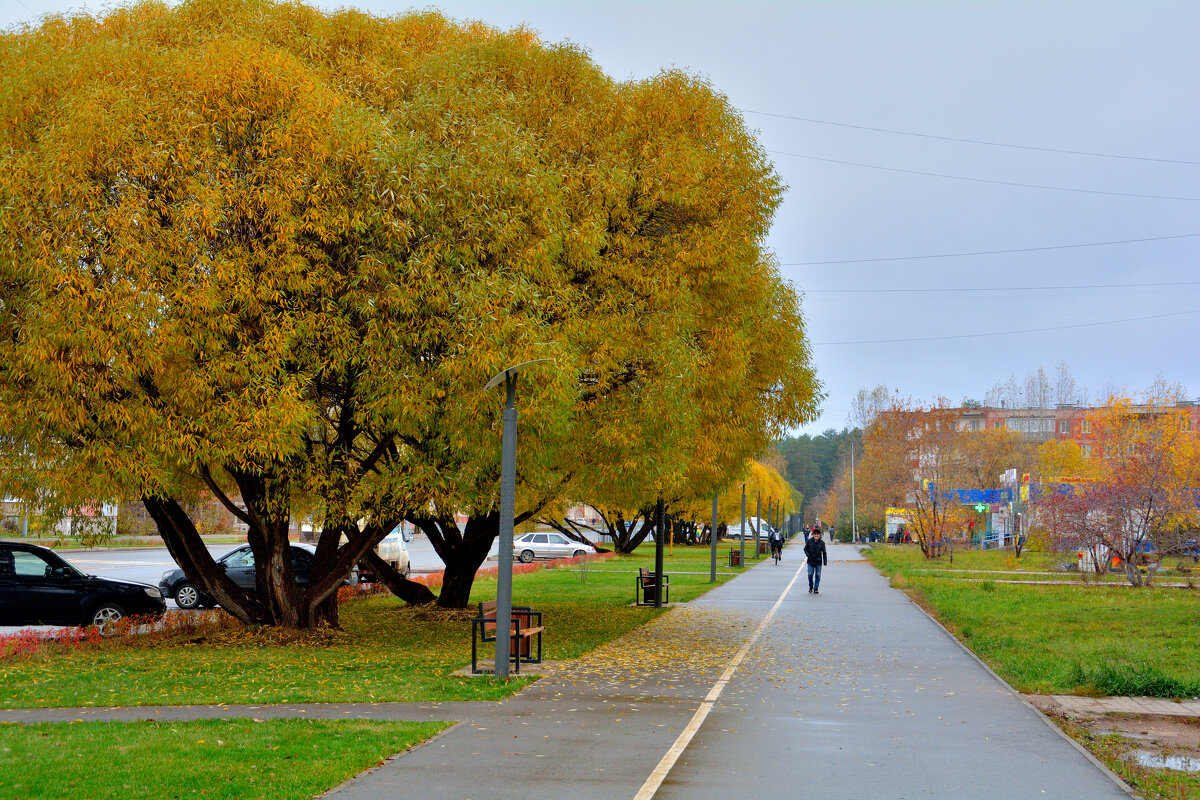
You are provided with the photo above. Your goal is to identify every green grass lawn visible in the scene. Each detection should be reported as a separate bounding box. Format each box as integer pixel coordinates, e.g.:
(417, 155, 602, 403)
(866, 546, 1200, 698)
(0, 544, 737, 709)
(0, 718, 447, 800)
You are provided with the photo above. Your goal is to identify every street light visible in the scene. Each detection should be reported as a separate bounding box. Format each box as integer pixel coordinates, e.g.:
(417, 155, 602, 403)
(739, 482, 748, 566)
(710, 490, 718, 583)
(483, 358, 553, 679)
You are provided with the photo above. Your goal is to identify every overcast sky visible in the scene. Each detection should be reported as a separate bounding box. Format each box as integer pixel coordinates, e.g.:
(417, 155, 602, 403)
(5, 1, 1198, 434)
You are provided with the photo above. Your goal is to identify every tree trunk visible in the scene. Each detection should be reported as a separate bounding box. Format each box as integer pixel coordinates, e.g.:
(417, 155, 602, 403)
(362, 550, 436, 605)
(142, 494, 264, 625)
(417, 513, 499, 609)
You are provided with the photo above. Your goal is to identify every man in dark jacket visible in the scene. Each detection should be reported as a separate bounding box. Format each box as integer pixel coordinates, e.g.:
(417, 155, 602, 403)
(803, 529, 828, 594)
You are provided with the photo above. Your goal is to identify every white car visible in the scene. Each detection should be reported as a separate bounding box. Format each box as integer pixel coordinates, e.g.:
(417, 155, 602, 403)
(513, 532, 596, 562)
(726, 517, 776, 540)
(373, 529, 411, 578)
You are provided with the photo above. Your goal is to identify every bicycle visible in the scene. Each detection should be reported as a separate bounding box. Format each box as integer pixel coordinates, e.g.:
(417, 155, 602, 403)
(771, 544, 782, 565)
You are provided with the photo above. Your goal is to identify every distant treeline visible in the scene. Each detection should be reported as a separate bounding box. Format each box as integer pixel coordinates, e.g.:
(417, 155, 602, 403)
(776, 428, 860, 523)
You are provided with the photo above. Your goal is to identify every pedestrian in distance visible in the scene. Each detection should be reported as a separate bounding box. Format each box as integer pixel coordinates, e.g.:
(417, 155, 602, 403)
(804, 528, 828, 594)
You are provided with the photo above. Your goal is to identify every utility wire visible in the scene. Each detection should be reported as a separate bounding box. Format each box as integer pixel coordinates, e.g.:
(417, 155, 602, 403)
(743, 109, 1200, 166)
(813, 301, 1199, 329)
(804, 280, 1200, 295)
(768, 149, 1200, 202)
(813, 308, 1199, 345)
(782, 232, 1200, 266)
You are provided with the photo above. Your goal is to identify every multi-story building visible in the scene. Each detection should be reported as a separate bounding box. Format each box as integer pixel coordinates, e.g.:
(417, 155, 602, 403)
(958, 400, 1199, 460)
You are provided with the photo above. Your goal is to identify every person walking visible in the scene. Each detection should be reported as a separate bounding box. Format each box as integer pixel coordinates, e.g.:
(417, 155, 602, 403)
(803, 528, 828, 594)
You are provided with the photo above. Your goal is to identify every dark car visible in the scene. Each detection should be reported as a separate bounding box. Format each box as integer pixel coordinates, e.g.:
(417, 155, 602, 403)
(0, 542, 166, 630)
(158, 542, 358, 609)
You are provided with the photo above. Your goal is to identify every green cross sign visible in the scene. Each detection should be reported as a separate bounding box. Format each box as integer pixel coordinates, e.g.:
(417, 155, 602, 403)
(974, 503, 988, 513)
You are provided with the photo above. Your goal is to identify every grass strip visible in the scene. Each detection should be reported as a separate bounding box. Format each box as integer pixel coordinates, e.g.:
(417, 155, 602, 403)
(0, 718, 447, 800)
(0, 544, 738, 708)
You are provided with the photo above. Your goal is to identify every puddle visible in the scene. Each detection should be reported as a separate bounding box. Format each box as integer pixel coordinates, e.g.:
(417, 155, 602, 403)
(1125, 750, 1200, 772)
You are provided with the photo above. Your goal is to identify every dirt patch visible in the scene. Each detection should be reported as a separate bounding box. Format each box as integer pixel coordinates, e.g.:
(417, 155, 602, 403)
(1026, 696, 1200, 761)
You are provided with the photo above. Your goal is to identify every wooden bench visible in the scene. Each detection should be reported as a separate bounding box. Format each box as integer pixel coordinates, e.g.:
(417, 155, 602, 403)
(635, 567, 670, 606)
(471, 599, 544, 675)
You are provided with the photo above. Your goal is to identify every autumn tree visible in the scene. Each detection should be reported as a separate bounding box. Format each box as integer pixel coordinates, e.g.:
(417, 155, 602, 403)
(843, 398, 969, 559)
(0, 0, 818, 622)
(1044, 399, 1199, 586)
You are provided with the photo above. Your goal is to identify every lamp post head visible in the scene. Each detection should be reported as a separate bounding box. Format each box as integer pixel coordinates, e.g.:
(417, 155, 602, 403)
(483, 358, 556, 392)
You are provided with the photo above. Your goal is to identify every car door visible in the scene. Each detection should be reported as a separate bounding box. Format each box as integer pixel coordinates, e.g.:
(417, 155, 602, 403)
(221, 547, 257, 590)
(9, 549, 85, 625)
(547, 533, 572, 558)
(290, 547, 313, 587)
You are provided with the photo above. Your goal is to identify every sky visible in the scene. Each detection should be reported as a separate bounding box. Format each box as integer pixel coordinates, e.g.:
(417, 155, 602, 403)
(4, 0, 1198, 434)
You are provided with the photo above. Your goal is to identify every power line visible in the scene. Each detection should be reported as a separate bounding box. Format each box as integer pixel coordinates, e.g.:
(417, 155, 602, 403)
(781, 232, 1200, 266)
(811, 301, 1200, 330)
(743, 109, 1200, 166)
(813, 308, 1199, 345)
(768, 149, 1200, 202)
(804, 280, 1200, 295)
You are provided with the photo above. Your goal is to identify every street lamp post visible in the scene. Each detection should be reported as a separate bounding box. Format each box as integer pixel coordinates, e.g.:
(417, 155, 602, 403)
(483, 358, 553, 679)
(739, 483, 747, 566)
(655, 498, 665, 608)
(755, 493, 762, 559)
(710, 491, 718, 583)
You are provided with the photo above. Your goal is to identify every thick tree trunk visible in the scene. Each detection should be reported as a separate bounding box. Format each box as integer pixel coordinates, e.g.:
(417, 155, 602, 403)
(361, 550, 436, 605)
(142, 494, 263, 625)
(415, 513, 499, 609)
(438, 516, 498, 608)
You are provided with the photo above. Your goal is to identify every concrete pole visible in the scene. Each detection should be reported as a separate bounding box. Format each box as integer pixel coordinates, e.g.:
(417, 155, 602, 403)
(710, 492, 718, 583)
(851, 442, 857, 543)
(739, 486, 746, 565)
(654, 498, 665, 608)
(755, 494, 762, 559)
(495, 373, 518, 678)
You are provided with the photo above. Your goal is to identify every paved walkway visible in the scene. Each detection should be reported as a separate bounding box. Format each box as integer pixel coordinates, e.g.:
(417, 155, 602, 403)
(3, 543, 1139, 798)
(1027, 694, 1200, 717)
(327, 542, 1132, 799)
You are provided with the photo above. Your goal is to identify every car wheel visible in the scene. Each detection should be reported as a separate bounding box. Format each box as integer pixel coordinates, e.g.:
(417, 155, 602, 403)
(573, 549, 587, 558)
(174, 581, 201, 610)
(90, 603, 125, 633)
(519, 549, 535, 563)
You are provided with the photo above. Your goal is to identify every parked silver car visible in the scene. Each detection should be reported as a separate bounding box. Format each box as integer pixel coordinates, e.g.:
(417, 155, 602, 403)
(513, 532, 596, 563)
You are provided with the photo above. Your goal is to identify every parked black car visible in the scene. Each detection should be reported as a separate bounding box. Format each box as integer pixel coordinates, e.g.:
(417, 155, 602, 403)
(159, 542, 359, 609)
(0, 542, 166, 630)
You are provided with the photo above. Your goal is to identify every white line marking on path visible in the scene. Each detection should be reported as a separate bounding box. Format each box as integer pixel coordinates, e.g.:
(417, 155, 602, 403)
(633, 564, 804, 800)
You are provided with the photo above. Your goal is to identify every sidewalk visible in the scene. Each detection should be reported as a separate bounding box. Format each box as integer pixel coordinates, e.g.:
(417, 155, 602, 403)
(323, 542, 1133, 799)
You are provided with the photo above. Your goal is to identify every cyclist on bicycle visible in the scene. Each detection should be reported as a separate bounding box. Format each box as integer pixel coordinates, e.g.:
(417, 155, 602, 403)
(768, 528, 784, 563)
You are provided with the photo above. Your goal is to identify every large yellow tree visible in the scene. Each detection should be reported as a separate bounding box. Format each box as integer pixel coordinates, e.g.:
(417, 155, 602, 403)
(0, 1, 818, 622)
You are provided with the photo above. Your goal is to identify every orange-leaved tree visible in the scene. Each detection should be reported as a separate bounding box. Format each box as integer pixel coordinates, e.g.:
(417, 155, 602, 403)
(0, 0, 819, 622)
(1044, 397, 1199, 586)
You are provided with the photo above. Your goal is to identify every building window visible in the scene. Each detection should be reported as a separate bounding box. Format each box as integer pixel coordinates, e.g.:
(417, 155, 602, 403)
(1081, 419, 1091, 434)
(1058, 420, 1072, 435)
(1081, 444, 1091, 459)
(1005, 417, 1054, 434)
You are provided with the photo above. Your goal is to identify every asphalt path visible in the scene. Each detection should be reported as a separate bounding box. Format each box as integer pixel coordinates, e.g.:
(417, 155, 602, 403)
(323, 542, 1131, 799)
